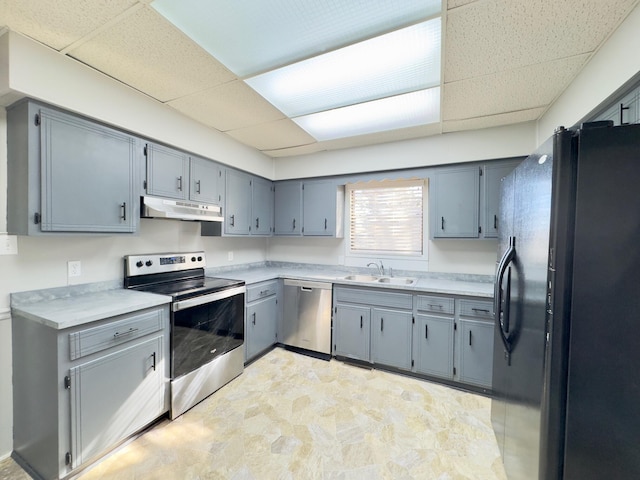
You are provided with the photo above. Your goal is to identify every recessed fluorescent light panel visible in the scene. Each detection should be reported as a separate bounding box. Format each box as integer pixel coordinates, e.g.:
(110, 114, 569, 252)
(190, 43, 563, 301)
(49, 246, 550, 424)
(151, 0, 441, 76)
(293, 88, 440, 142)
(245, 20, 441, 117)
(152, 0, 443, 142)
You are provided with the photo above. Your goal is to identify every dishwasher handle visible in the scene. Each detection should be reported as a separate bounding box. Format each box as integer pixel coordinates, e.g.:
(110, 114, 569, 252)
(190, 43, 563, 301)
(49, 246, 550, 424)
(283, 279, 332, 290)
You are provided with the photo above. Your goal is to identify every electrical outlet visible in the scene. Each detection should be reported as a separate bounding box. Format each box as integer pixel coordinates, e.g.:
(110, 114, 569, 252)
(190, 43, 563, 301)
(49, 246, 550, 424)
(68, 260, 82, 278)
(228, 251, 234, 261)
(0, 234, 18, 255)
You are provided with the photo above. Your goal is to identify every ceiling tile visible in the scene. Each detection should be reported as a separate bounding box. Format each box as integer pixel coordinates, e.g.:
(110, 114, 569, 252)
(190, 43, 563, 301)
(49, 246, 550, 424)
(442, 109, 544, 133)
(67, 6, 235, 102)
(0, 0, 139, 50)
(443, 55, 589, 120)
(320, 124, 441, 152)
(225, 119, 316, 151)
(445, 0, 638, 82)
(167, 80, 286, 132)
(263, 143, 326, 158)
(447, 0, 480, 9)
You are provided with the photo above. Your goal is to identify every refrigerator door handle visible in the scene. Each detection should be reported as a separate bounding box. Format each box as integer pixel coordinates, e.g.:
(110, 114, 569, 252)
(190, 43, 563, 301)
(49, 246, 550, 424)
(494, 236, 516, 352)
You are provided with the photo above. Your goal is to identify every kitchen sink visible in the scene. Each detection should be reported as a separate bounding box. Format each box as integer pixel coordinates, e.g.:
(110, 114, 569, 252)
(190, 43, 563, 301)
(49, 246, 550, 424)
(341, 274, 416, 286)
(377, 277, 416, 285)
(342, 274, 380, 282)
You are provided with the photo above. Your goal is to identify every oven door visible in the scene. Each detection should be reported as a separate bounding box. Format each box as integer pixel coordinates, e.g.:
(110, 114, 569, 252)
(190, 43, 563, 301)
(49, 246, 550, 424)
(171, 286, 245, 379)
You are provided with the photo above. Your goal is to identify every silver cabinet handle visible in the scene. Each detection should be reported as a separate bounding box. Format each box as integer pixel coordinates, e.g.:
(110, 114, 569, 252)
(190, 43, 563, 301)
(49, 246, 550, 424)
(252, 312, 256, 325)
(472, 308, 490, 314)
(428, 304, 443, 309)
(177, 176, 183, 191)
(113, 327, 138, 338)
(230, 214, 235, 226)
(196, 179, 201, 194)
(120, 202, 127, 221)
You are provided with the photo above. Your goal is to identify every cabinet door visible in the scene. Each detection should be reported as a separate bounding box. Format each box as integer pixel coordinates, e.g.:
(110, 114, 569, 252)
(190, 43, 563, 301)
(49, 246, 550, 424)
(274, 181, 302, 236)
(334, 304, 370, 361)
(302, 181, 336, 236)
(246, 296, 277, 361)
(69, 335, 165, 468)
(371, 308, 412, 370)
(225, 169, 251, 235)
(483, 161, 519, 238)
(431, 166, 479, 238)
(190, 156, 221, 205)
(457, 319, 494, 388)
(39, 108, 136, 233)
(413, 314, 454, 379)
(145, 142, 189, 200)
(251, 177, 274, 236)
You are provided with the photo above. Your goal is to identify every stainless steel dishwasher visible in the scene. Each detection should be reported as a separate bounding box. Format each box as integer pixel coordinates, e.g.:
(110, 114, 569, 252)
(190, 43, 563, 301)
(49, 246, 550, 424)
(282, 279, 332, 355)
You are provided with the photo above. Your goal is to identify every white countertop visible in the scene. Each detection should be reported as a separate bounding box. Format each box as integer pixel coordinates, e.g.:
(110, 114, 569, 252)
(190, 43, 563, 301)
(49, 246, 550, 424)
(211, 266, 494, 298)
(12, 289, 172, 330)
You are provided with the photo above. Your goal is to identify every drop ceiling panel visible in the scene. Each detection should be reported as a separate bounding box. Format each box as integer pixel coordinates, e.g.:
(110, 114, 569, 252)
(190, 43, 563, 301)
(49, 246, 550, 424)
(0, 0, 139, 50)
(67, 6, 235, 102)
(167, 80, 286, 132)
(225, 119, 316, 151)
(443, 55, 589, 120)
(445, 0, 638, 82)
(442, 109, 544, 133)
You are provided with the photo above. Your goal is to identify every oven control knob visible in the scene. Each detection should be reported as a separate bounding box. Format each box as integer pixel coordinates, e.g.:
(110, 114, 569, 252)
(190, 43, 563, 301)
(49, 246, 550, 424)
(136, 261, 143, 268)
(197, 256, 203, 261)
(145, 260, 153, 267)
(191, 256, 196, 262)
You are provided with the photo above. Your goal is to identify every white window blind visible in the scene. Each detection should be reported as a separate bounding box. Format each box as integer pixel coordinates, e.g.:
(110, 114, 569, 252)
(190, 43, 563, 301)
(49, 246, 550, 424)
(348, 180, 424, 256)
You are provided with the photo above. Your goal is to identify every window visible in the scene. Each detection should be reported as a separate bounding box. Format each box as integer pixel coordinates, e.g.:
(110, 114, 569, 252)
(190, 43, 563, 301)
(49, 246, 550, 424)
(348, 179, 425, 256)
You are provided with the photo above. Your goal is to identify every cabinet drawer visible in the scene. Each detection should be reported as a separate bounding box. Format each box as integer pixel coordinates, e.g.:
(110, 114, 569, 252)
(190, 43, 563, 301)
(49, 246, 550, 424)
(459, 299, 494, 320)
(416, 295, 454, 315)
(246, 280, 278, 303)
(69, 308, 165, 360)
(334, 287, 413, 310)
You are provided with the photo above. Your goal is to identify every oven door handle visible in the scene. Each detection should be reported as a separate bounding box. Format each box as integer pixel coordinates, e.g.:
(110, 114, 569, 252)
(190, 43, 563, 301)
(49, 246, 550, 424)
(173, 285, 246, 311)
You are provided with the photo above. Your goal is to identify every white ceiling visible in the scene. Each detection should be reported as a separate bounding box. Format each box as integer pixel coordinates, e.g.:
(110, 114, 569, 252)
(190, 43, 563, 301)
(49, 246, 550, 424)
(1, 0, 638, 158)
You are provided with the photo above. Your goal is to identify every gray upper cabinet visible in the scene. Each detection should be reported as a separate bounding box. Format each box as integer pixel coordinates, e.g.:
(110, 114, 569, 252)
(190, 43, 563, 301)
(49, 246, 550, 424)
(274, 181, 303, 236)
(225, 169, 252, 235)
(252, 177, 274, 235)
(190, 155, 222, 205)
(593, 86, 640, 126)
(302, 181, 344, 237)
(145, 142, 189, 200)
(482, 160, 520, 238)
(431, 166, 480, 238)
(7, 100, 138, 235)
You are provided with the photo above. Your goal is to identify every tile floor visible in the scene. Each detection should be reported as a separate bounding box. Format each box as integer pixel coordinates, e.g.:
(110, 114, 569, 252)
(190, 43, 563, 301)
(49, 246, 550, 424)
(1, 348, 507, 479)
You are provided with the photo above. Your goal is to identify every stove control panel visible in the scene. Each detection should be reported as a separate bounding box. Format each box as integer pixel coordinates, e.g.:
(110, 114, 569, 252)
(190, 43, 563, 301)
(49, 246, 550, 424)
(124, 252, 206, 276)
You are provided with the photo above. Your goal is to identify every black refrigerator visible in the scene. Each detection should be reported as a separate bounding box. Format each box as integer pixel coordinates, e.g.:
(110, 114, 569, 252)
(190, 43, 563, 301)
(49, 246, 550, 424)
(492, 121, 640, 480)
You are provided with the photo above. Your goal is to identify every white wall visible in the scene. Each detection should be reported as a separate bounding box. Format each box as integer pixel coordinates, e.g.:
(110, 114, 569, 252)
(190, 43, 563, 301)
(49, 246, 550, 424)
(273, 121, 536, 180)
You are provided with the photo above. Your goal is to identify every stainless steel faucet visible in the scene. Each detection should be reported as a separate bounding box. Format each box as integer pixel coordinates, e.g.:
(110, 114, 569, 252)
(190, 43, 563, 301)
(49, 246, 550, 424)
(367, 261, 384, 276)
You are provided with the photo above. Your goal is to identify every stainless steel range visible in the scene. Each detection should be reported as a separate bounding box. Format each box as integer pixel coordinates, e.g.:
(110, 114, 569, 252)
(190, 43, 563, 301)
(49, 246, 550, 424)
(124, 251, 245, 419)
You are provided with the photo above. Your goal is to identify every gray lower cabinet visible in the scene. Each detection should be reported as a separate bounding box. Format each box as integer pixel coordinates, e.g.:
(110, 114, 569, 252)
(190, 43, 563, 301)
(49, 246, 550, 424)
(371, 308, 412, 370)
(455, 299, 494, 388)
(333, 286, 413, 368)
(334, 303, 371, 361)
(245, 280, 279, 362)
(413, 314, 454, 379)
(7, 100, 138, 235)
(12, 305, 170, 480)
